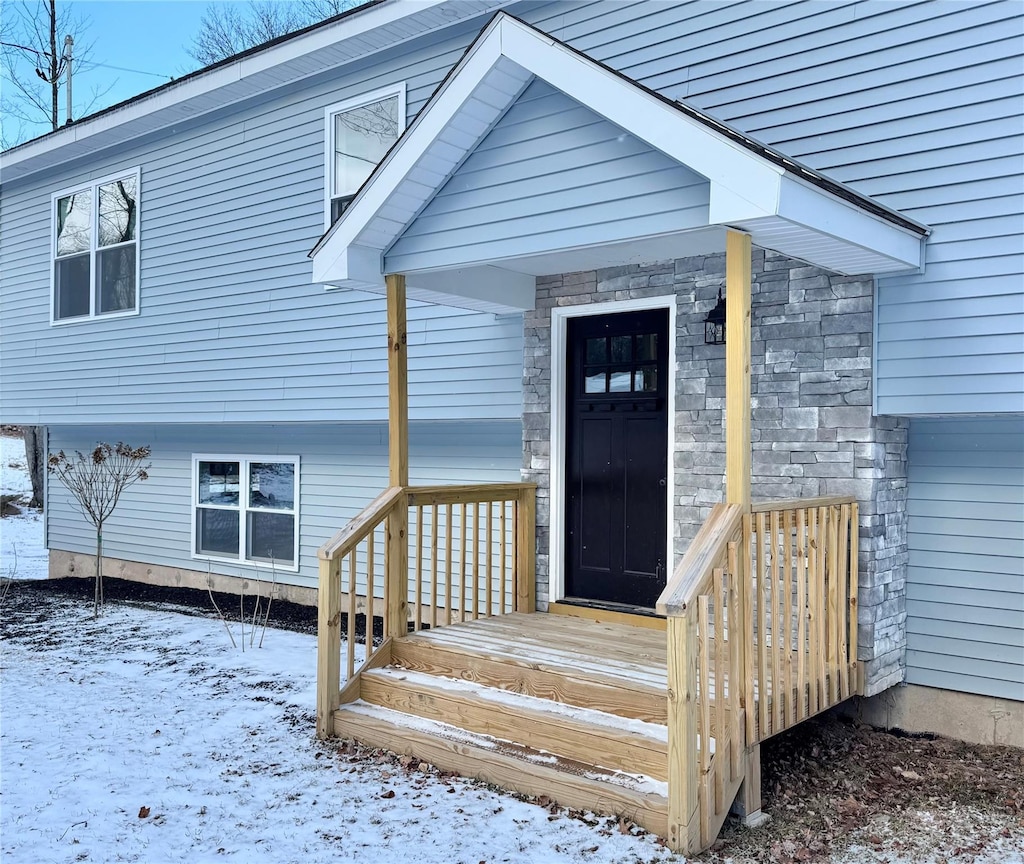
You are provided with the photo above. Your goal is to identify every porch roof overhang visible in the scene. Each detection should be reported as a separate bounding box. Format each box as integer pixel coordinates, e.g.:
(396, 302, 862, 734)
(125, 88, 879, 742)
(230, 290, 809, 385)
(310, 13, 930, 315)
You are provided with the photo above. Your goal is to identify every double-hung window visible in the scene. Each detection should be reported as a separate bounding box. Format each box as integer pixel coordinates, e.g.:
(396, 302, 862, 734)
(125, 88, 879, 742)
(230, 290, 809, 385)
(52, 169, 140, 323)
(325, 85, 405, 226)
(193, 456, 299, 570)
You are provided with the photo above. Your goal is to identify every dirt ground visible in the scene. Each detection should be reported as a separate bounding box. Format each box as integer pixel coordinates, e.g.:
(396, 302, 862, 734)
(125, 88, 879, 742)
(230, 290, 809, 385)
(3, 577, 1022, 863)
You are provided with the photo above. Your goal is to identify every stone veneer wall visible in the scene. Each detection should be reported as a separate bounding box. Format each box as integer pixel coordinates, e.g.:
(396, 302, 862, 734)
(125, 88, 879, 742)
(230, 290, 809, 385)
(522, 248, 908, 695)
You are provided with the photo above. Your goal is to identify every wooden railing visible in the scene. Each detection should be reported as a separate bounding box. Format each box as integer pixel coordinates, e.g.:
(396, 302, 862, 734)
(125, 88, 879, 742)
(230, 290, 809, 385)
(748, 497, 859, 741)
(658, 502, 747, 854)
(316, 482, 536, 738)
(658, 495, 861, 854)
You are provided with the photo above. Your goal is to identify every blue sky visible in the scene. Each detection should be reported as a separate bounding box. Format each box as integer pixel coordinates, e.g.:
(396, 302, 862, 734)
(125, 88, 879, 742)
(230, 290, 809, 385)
(4, 1, 224, 144)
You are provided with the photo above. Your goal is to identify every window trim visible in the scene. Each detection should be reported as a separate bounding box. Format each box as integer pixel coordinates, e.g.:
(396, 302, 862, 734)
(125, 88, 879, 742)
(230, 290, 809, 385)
(323, 83, 406, 229)
(190, 453, 301, 572)
(50, 166, 142, 326)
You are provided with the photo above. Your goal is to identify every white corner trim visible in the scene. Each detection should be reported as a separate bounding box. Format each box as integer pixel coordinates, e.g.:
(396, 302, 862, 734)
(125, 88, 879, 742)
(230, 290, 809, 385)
(547, 293, 677, 606)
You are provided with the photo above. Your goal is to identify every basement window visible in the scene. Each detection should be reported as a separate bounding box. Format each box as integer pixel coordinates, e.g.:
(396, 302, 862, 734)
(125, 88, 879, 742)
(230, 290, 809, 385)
(193, 455, 299, 570)
(324, 85, 405, 227)
(52, 169, 140, 323)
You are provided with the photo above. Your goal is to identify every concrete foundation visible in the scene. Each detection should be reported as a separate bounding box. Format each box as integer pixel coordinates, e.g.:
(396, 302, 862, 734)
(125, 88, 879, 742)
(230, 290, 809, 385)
(847, 683, 1024, 748)
(49, 549, 318, 607)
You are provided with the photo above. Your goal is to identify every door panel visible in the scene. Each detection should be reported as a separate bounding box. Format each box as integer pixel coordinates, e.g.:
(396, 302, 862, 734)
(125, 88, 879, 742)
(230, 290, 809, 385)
(566, 308, 669, 608)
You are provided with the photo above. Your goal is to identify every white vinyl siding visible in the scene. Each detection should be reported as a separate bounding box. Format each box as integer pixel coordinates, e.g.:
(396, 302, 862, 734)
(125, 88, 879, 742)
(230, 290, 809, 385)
(906, 417, 1024, 700)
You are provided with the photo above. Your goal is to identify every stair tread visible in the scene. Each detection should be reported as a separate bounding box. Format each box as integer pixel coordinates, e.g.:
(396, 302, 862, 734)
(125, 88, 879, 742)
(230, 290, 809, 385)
(338, 699, 669, 802)
(364, 666, 668, 743)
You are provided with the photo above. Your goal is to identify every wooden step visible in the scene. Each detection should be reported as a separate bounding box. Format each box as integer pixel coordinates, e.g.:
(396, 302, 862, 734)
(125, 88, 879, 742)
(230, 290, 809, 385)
(333, 700, 668, 837)
(360, 666, 669, 781)
(391, 634, 667, 724)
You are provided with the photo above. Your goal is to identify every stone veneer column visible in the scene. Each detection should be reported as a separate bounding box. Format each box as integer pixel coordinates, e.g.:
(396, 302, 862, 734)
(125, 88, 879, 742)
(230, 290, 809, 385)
(522, 249, 909, 695)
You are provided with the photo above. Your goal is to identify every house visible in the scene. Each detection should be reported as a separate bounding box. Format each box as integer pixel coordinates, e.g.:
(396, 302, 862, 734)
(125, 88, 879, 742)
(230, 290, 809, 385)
(2, 0, 1021, 851)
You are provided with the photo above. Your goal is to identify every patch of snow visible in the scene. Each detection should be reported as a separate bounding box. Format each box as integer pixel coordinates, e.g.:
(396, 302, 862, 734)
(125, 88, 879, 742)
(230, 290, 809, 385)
(1, 434, 47, 581)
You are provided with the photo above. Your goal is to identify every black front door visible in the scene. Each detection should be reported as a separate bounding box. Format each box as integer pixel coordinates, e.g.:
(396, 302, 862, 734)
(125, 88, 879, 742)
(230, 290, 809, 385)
(565, 308, 669, 608)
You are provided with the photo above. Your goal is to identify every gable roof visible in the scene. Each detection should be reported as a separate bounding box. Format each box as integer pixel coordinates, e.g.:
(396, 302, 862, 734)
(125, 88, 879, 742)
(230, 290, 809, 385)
(311, 12, 928, 310)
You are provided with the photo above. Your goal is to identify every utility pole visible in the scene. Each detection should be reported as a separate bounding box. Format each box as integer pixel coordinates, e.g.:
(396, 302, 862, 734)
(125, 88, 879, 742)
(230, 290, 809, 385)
(64, 35, 73, 124)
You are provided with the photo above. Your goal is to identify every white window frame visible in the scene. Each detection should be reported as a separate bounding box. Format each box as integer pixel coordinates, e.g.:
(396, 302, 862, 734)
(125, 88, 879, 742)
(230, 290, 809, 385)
(191, 454, 300, 572)
(324, 83, 406, 229)
(50, 167, 142, 326)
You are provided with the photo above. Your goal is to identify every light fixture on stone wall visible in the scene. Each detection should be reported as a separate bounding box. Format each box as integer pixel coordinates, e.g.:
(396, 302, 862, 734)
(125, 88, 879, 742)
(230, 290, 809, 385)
(704, 289, 726, 344)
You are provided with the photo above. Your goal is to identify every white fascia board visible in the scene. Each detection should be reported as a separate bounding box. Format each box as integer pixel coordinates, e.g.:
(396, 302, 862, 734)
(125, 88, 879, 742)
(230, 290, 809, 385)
(497, 17, 783, 218)
(312, 15, 509, 280)
(777, 175, 926, 272)
(3, 0, 450, 173)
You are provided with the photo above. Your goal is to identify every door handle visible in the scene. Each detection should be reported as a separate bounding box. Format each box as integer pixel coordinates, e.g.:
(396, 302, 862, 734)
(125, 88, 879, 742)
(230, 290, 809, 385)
(658, 478, 667, 487)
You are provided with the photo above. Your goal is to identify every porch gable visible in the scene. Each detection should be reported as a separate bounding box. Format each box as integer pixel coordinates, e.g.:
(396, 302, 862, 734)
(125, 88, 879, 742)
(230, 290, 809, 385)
(310, 13, 928, 311)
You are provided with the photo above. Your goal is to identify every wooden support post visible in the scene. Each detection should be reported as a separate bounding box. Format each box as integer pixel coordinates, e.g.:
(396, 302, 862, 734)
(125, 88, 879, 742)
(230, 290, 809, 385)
(725, 230, 752, 512)
(732, 743, 768, 827)
(515, 487, 536, 613)
(386, 273, 409, 640)
(316, 555, 341, 739)
(667, 611, 700, 853)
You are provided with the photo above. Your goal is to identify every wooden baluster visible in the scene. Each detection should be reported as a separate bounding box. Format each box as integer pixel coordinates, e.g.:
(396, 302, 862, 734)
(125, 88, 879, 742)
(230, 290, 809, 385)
(796, 507, 807, 722)
(430, 503, 439, 629)
(347, 549, 357, 681)
(365, 529, 375, 656)
(499, 500, 508, 615)
(770, 509, 782, 736)
(756, 511, 768, 738)
(782, 508, 793, 728)
(486, 500, 494, 617)
(838, 503, 851, 700)
(515, 488, 536, 614)
(743, 513, 756, 744)
(698, 596, 711, 782)
(807, 507, 820, 715)
(727, 540, 742, 782)
(713, 566, 725, 811)
(445, 503, 453, 626)
(849, 502, 860, 693)
(414, 505, 423, 632)
(818, 506, 830, 708)
(472, 502, 480, 620)
(459, 503, 468, 623)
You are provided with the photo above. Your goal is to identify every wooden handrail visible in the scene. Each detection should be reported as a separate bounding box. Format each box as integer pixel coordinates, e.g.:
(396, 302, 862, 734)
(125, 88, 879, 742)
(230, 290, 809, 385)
(656, 503, 744, 616)
(318, 486, 404, 561)
(751, 495, 852, 513)
(406, 483, 536, 506)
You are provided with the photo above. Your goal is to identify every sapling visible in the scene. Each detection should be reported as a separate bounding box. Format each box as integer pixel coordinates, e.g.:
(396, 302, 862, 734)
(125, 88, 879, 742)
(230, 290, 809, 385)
(47, 442, 151, 616)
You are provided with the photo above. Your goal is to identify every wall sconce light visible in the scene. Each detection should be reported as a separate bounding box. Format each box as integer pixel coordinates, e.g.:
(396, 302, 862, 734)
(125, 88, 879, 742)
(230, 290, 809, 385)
(704, 288, 726, 345)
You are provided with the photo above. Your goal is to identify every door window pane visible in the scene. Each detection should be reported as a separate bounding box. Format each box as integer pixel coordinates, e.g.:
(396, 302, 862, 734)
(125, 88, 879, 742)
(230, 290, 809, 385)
(636, 366, 658, 392)
(249, 462, 295, 510)
(584, 372, 606, 393)
(610, 335, 632, 363)
(585, 337, 606, 364)
(636, 333, 657, 362)
(609, 371, 631, 392)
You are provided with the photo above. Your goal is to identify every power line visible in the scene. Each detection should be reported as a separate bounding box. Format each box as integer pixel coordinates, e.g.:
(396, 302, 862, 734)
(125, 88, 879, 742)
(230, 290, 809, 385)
(1, 42, 174, 81)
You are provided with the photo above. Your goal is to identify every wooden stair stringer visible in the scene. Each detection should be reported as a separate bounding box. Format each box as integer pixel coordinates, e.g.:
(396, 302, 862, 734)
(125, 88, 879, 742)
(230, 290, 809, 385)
(333, 700, 669, 838)
(391, 636, 667, 724)
(360, 666, 668, 781)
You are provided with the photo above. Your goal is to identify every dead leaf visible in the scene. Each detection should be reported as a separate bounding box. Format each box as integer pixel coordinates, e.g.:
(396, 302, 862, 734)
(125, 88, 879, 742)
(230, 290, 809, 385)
(380, 789, 395, 799)
(137, 806, 150, 819)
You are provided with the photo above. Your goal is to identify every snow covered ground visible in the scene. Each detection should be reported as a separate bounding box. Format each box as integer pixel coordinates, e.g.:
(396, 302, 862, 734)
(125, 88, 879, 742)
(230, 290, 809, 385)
(1, 591, 676, 864)
(1, 433, 47, 581)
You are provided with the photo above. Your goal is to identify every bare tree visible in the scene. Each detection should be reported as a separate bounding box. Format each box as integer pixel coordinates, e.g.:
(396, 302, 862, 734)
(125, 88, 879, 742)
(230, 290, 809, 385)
(48, 443, 151, 617)
(188, 0, 360, 66)
(0, 0, 109, 148)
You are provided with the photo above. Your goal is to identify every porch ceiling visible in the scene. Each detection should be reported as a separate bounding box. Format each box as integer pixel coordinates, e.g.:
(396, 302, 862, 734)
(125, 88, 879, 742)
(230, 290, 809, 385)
(310, 13, 930, 315)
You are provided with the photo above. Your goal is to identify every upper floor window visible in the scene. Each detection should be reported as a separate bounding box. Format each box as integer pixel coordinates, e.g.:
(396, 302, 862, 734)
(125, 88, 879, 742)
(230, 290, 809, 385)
(325, 85, 405, 226)
(52, 169, 140, 323)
